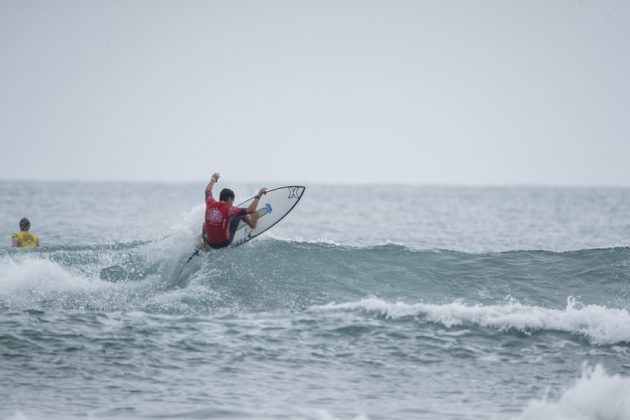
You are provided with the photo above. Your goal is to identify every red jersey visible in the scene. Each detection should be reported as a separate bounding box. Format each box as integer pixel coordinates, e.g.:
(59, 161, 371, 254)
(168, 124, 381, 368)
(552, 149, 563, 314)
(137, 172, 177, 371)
(204, 192, 247, 244)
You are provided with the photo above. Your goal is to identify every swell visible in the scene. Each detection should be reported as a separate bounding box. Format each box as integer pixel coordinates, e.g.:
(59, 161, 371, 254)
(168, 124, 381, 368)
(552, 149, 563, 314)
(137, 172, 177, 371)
(201, 241, 630, 309)
(1, 240, 629, 315)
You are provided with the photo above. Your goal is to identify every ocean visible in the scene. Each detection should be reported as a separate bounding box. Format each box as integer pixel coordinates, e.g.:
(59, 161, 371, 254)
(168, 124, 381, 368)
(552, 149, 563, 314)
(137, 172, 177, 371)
(1, 182, 630, 420)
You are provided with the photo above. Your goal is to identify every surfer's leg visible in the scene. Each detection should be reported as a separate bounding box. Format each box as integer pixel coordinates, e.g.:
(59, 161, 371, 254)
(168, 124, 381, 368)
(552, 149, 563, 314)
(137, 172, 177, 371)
(248, 212, 259, 228)
(226, 216, 241, 245)
(240, 212, 258, 229)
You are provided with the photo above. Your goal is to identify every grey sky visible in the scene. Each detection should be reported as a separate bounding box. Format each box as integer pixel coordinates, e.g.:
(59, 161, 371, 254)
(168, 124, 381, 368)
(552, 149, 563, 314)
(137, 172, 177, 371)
(0, 0, 628, 185)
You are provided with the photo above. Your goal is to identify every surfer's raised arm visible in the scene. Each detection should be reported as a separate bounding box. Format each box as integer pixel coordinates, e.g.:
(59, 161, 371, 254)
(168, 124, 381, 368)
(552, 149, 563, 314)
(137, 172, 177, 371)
(205, 173, 220, 194)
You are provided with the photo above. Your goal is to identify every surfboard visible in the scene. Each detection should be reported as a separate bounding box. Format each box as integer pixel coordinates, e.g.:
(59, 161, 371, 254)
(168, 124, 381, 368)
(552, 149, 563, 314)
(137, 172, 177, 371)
(230, 186, 305, 247)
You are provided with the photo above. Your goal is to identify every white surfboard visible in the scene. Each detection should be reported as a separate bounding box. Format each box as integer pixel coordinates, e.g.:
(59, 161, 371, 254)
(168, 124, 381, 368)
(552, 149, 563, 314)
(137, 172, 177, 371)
(230, 186, 305, 247)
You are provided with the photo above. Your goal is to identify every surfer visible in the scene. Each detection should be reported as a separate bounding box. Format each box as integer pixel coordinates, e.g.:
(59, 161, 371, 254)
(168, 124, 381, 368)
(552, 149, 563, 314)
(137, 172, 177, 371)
(202, 172, 267, 249)
(11, 217, 40, 248)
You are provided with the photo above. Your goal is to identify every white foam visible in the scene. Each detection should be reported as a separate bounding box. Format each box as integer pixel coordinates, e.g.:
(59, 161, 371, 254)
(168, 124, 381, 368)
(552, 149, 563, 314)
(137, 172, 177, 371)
(316, 296, 630, 345)
(0, 255, 109, 294)
(514, 364, 630, 420)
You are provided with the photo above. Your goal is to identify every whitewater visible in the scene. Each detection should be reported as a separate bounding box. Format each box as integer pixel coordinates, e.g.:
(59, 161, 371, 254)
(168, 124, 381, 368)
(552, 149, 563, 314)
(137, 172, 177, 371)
(2, 182, 630, 420)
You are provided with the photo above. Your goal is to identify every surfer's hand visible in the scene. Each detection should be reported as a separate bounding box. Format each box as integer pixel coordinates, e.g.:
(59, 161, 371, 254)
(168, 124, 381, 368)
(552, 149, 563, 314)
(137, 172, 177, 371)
(211, 173, 220, 182)
(258, 188, 268, 196)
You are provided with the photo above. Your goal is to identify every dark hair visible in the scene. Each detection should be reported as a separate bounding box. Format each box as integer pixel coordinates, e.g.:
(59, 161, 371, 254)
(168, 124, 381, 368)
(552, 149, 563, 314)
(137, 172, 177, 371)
(19, 217, 30, 231)
(219, 188, 235, 202)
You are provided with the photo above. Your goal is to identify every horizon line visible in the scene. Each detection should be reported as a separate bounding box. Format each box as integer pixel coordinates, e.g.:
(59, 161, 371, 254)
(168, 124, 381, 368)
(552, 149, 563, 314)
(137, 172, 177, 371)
(1, 178, 629, 189)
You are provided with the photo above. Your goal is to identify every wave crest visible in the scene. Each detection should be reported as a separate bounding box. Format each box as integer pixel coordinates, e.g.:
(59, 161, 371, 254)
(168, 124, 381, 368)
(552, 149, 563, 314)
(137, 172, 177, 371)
(316, 297, 630, 345)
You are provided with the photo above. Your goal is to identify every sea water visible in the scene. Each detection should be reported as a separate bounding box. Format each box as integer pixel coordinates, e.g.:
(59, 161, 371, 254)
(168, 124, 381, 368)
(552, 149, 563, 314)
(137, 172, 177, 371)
(1, 182, 630, 420)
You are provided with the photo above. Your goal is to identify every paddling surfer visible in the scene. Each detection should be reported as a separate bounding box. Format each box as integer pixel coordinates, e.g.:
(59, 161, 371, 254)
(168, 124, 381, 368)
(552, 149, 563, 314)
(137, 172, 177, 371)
(11, 217, 40, 248)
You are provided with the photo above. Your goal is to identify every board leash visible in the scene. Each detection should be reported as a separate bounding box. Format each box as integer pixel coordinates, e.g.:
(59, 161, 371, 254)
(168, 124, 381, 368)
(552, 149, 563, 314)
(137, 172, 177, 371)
(186, 249, 200, 263)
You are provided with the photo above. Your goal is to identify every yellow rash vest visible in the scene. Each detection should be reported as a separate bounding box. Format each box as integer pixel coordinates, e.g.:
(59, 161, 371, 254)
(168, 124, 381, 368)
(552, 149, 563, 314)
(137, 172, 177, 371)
(12, 231, 40, 248)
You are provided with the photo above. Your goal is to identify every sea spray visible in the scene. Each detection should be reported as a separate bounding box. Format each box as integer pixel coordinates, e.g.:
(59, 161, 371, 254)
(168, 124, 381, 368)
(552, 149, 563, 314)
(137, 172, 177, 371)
(515, 364, 630, 420)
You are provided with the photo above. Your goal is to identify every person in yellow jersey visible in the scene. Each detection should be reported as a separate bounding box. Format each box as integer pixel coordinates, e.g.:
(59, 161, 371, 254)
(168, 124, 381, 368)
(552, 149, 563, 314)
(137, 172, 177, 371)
(12, 217, 40, 248)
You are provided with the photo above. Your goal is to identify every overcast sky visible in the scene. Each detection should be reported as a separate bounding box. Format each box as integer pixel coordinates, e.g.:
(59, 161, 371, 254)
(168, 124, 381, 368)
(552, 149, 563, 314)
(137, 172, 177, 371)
(0, 0, 628, 185)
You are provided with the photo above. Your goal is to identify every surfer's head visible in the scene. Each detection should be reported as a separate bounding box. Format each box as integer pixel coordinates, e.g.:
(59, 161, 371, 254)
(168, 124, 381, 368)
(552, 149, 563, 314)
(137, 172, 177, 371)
(219, 188, 235, 204)
(19, 217, 30, 231)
